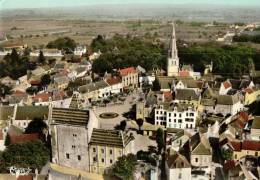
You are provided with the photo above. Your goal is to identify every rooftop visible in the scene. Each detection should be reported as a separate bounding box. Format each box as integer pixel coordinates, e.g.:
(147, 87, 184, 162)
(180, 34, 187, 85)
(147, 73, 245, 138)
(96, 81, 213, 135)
(167, 153, 191, 169)
(51, 108, 89, 126)
(90, 129, 133, 148)
(119, 67, 137, 76)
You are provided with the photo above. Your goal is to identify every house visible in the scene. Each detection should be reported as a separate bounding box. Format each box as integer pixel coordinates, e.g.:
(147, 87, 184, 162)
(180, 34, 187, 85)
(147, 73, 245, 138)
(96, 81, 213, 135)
(105, 76, 123, 94)
(119, 67, 138, 88)
(50, 107, 99, 171)
(154, 102, 197, 129)
(251, 116, 260, 141)
(174, 89, 200, 107)
(89, 51, 101, 61)
(165, 151, 191, 180)
(219, 80, 232, 95)
(54, 76, 70, 90)
(189, 133, 212, 168)
(244, 87, 260, 105)
(89, 129, 134, 174)
(30, 49, 63, 57)
(0, 76, 18, 87)
(13, 106, 49, 130)
(74, 45, 87, 56)
(222, 140, 260, 160)
(166, 128, 190, 151)
(215, 94, 244, 116)
(78, 80, 110, 102)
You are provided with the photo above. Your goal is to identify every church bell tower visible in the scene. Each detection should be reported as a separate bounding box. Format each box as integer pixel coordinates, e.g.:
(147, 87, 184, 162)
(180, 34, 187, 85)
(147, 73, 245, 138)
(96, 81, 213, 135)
(167, 22, 179, 77)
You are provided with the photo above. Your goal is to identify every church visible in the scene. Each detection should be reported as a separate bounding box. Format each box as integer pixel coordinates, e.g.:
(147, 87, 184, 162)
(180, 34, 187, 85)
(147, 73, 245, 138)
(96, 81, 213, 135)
(167, 23, 180, 77)
(156, 22, 202, 92)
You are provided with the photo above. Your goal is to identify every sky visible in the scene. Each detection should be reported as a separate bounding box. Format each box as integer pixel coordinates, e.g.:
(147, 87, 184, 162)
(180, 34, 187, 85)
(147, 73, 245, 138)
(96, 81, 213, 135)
(1, 0, 260, 10)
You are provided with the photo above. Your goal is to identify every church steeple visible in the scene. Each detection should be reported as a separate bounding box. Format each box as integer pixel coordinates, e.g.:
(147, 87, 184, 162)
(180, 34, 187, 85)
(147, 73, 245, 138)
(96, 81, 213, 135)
(169, 22, 178, 59)
(167, 22, 179, 77)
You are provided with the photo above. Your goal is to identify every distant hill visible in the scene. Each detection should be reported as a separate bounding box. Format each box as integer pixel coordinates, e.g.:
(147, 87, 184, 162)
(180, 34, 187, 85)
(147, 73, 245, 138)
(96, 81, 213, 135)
(1, 4, 260, 23)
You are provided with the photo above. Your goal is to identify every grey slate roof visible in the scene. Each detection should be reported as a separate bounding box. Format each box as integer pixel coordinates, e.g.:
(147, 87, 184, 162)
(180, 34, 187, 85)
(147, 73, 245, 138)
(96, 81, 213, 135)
(216, 95, 239, 105)
(90, 129, 133, 148)
(78, 80, 109, 94)
(175, 89, 200, 101)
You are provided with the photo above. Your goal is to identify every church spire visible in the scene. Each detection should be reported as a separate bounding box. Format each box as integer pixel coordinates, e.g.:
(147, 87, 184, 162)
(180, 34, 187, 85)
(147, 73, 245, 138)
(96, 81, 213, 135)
(169, 22, 178, 59)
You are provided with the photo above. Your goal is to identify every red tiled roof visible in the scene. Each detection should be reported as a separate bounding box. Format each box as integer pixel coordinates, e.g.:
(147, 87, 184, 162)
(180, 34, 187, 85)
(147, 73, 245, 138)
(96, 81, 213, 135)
(17, 175, 33, 180)
(224, 160, 236, 170)
(223, 81, 232, 89)
(239, 112, 249, 122)
(30, 80, 41, 86)
(10, 133, 39, 144)
(244, 87, 254, 94)
(229, 141, 242, 151)
(164, 91, 173, 102)
(106, 76, 121, 86)
(179, 70, 190, 77)
(242, 141, 260, 151)
(33, 93, 52, 102)
(119, 67, 137, 76)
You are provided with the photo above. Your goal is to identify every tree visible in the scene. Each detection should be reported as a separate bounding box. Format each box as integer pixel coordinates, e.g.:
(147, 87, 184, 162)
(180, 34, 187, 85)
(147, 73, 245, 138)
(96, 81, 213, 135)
(152, 77, 161, 91)
(136, 118, 144, 131)
(156, 128, 165, 153)
(4, 133, 10, 146)
(112, 154, 137, 180)
(221, 148, 233, 160)
(2, 140, 49, 171)
(41, 74, 51, 87)
(47, 37, 76, 53)
(25, 118, 48, 134)
(38, 50, 45, 64)
(115, 120, 127, 131)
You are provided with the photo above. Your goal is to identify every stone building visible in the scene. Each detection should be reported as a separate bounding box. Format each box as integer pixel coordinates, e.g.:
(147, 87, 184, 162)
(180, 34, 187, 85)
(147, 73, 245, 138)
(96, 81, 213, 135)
(50, 107, 99, 171)
(89, 129, 134, 174)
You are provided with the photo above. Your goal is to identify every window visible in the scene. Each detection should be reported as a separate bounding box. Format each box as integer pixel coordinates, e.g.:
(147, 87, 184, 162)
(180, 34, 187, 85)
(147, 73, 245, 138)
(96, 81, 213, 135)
(73, 134, 77, 137)
(66, 153, 69, 159)
(195, 158, 198, 162)
(174, 113, 176, 117)
(78, 155, 81, 161)
(101, 158, 105, 163)
(110, 159, 113, 164)
(169, 113, 171, 116)
(178, 119, 182, 123)
(93, 148, 96, 152)
(255, 152, 258, 156)
(110, 149, 113, 155)
(101, 149, 105, 154)
(93, 157, 96, 162)
(234, 154, 237, 159)
(179, 114, 182, 117)
(72, 145, 76, 149)
(169, 119, 171, 122)
(190, 113, 194, 116)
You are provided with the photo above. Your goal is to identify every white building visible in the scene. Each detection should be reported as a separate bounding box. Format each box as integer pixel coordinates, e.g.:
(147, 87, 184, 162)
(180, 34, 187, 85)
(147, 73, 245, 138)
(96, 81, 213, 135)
(155, 102, 197, 129)
(74, 45, 87, 56)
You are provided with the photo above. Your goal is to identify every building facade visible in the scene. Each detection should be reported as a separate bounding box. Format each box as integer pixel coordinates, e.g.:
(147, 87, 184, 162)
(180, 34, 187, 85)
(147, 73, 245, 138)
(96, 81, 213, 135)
(155, 103, 197, 129)
(50, 107, 99, 171)
(89, 129, 134, 174)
